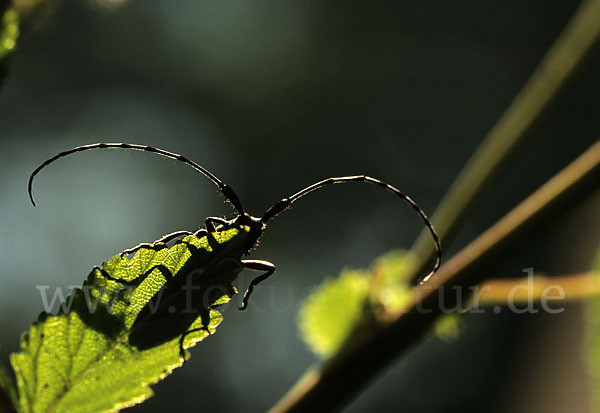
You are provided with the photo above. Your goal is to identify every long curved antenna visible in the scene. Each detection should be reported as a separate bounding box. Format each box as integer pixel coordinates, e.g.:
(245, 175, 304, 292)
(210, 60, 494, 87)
(28, 143, 245, 214)
(261, 175, 441, 283)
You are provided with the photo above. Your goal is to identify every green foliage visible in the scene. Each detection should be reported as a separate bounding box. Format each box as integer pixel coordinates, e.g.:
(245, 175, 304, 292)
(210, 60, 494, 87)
(299, 250, 462, 359)
(586, 249, 600, 412)
(0, 8, 18, 60)
(299, 269, 371, 358)
(371, 250, 415, 312)
(432, 314, 463, 342)
(0, 7, 19, 86)
(10, 231, 238, 413)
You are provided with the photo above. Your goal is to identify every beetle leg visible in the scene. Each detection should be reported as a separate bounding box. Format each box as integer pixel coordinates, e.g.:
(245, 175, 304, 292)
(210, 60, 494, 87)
(187, 226, 220, 251)
(166, 229, 215, 255)
(178, 329, 200, 360)
(205, 217, 229, 232)
(203, 224, 220, 250)
(171, 238, 203, 256)
(178, 309, 212, 360)
(239, 260, 276, 310)
(192, 228, 208, 237)
(94, 264, 174, 287)
(120, 230, 194, 257)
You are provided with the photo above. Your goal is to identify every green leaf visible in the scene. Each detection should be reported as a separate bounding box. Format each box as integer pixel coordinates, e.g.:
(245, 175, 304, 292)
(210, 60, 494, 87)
(372, 250, 463, 341)
(299, 250, 463, 358)
(432, 314, 463, 342)
(10, 230, 239, 413)
(298, 269, 370, 358)
(371, 250, 415, 311)
(586, 249, 600, 412)
(0, 7, 19, 85)
(298, 250, 414, 359)
(0, 8, 18, 59)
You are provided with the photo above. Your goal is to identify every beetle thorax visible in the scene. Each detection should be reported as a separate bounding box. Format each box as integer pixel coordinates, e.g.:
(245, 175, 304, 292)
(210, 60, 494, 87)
(231, 213, 265, 253)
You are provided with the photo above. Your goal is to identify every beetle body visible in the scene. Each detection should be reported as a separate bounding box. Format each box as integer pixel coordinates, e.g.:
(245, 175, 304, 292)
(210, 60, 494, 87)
(127, 227, 246, 350)
(29, 143, 442, 359)
(94, 215, 271, 355)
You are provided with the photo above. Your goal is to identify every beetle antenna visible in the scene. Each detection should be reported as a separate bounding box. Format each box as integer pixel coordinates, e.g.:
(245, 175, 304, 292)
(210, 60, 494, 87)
(28, 143, 245, 214)
(260, 175, 441, 282)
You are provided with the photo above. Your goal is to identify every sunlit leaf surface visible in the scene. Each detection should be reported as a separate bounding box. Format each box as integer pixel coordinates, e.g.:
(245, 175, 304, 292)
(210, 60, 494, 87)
(10, 230, 239, 413)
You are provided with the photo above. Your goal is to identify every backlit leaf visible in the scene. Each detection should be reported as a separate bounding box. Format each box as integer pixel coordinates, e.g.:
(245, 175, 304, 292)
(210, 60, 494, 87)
(299, 250, 462, 358)
(10, 230, 239, 413)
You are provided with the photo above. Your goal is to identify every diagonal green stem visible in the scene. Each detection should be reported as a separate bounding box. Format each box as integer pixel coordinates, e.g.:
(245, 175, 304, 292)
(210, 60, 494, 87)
(271, 140, 600, 412)
(410, 0, 600, 279)
(478, 271, 600, 304)
(271, 1, 600, 409)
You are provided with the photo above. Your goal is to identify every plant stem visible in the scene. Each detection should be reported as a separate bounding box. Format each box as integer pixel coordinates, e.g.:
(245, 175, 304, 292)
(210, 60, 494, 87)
(477, 272, 600, 305)
(270, 140, 600, 413)
(410, 0, 600, 279)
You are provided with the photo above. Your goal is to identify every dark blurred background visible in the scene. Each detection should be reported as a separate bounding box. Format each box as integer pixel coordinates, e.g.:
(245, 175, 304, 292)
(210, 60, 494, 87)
(0, 1, 599, 412)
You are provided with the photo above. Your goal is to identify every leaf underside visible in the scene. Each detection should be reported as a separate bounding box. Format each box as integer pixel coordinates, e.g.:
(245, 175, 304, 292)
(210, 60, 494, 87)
(10, 230, 239, 413)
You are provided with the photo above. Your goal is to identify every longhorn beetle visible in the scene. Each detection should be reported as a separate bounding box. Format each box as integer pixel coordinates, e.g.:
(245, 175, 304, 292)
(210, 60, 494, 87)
(28, 143, 442, 358)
